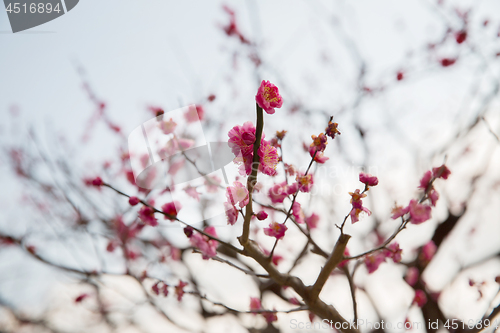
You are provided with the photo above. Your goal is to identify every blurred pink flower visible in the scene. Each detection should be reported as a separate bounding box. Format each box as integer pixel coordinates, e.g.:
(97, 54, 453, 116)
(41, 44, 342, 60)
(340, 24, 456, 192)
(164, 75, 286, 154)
(292, 202, 305, 224)
(296, 173, 314, 193)
(161, 201, 181, 221)
(365, 252, 386, 273)
(413, 289, 427, 307)
(138, 206, 158, 226)
(408, 199, 431, 224)
(405, 267, 419, 286)
(224, 202, 239, 225)
(306, 213, 320, 229)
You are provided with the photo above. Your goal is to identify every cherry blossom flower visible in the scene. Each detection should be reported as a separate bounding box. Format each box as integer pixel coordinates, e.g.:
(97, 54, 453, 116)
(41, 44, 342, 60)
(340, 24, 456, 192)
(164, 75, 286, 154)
(385, 242, 402, 263)
(249, 297, 261, 312)
(408, 199, 431, 224)
(405, 267, 419, 286)
(310, 133, 328, 153)
(204, 175, 221, 193)
(268, 182, 289, 204)
(429, 189, 439, 206)
(413, 289, 427, 307)
(292, 202, 305, 224)
(175, 281, 188, 301)
(255, 211, 268, 220)
(325, 119, 341, 139)
(420, 241, 437, 263)
(391, 204, 409, 219)
(159, 118, 177, 134)
(138, 206, 158, 226)
(419, 170, 433, 191)
(455, 30, 467, 44)
(226, 181, 249, 208)
(92, 177, 103, 186)
(349, 189, 371, 223)
(359, 172, 379, 187)
(365, 252, 386, 273)
(161, 201, 181, 221)
(264, 222, 288, 239)
(189, 227, 218, 259)
(184, 186, 200, 201)
(224, 202, 239, 225)
(184, 105, 204, 122)
(262, 311, 278, 323)
(258, 140, 279, 176)
(228, 121, 256, 156)
(432, 164, 451, 179)
(255, 80, 283, 114)
(306, 213, 320, 229)
(312, 150, 329, 164)
(296, 173, 314, 193)
(233, 153, 253, 176)
(128, 196, 140, 206)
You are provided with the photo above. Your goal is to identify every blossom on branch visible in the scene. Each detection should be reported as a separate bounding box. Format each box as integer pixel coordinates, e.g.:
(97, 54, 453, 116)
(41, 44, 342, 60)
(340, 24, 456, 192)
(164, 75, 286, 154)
(255, 80, 283, 114)
(264, 222, 287, 239)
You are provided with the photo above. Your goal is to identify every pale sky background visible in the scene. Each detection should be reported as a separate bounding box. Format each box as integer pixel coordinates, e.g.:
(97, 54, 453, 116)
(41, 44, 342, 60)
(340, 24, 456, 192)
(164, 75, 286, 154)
(1, 0, 500, 332)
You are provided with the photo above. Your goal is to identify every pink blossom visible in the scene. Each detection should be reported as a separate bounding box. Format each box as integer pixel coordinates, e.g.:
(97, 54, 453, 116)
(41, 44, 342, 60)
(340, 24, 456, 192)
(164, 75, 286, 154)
(432, 164, 451, 179)
(413, 289, 427, 307)
(255, 211, 268, 220)
(258, 140, 279, 176)
(292, 202, 305, 224)
(255, 80, 283, 114)
(364, 252, 386, 273)
(224, 202, 239, 225)
(159, 118, 177, 134)
(228, 121, 256, 156)
(310, 133, 328, 153)
(233, 153, 253, 176)
(177, 138, 194, 150)
(289, 297, 300, 305)
(405, 267, 419, 286)
(138, 206, 158, 226)
(385, 242, 402, 263)
(190, 227, 218, 259)
(359, 172, 379, 187)
(325, 119, 341, 139)
(408, 199, 431, 224)
(161, 201, 181, 221)
(272, 254, 283, 266)
(296, 173, 314, 193)
(226, 181, 249, 208)
(264, 222, 288, 239)
(391, 204, 409, 220)
(175, 280, 188, 301)
(184, 186, 200, 201)
(128, 196, 140, 206)
(312, 150, 329, 164)
(268, 182, 289, 204)
(420, 241, 437, 263)
(262, 311, 278, 323)
(249, 297, 261, 312)
(204, 175, 221, 193)
(92, 177, 103, 186)
(184, 105, 204, 122)
(419, 170, 433, 191)
(349, 190, 371, 223)
(429, 189, 439, 206)
(306, 213, 320, 229)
